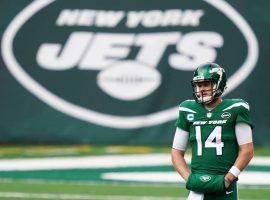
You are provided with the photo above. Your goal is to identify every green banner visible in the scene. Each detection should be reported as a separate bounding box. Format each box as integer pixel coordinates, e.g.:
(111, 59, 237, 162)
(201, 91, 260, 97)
(0, 0, 268, 145)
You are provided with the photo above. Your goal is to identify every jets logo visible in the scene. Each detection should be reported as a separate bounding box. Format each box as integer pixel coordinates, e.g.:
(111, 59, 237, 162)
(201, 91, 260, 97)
(2, 0, 258, 128)
(200, 175, 211, 182)
(221, 112, 231, 119)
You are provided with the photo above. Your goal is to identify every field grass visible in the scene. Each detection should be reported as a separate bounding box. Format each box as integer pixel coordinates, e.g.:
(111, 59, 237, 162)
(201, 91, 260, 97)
(0, 145, 269, 200)
(0, 180, 269, 200)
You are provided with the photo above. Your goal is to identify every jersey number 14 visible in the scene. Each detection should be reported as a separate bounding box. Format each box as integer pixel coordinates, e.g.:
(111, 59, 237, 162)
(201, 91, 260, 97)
(195, 126, 224, 156)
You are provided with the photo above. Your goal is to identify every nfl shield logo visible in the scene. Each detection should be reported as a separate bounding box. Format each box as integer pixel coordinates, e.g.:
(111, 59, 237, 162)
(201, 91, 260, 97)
(207, 112, 212, 118)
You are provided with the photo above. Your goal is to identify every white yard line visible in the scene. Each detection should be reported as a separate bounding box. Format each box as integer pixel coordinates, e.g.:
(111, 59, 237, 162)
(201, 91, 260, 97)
(0, 154, 269, 171)
(0, 154, 170, 171)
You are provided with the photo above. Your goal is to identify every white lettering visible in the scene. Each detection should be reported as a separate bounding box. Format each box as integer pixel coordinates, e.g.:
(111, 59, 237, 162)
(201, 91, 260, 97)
(56, 9, 80, 26)
(37, 31, 222, 71)
(207, 120, 227, 125)
(126, 11, 145, 28)
(37, 32, 93, 70)
(126, 9, 204, 28)
(95, 11, 125, 27)
(180, 10, 204, 26)
(160, 10, 182, 27)
(57, 9, 204, 28)
(135, 32, 180, 66)
(56, 9, 124, 27)
(79, 33, 134, 70)
(141, 10, 163, 27)
(77, 10, 96, 26)
(169, 31, 224, 70)
(193, 121, 207, 125)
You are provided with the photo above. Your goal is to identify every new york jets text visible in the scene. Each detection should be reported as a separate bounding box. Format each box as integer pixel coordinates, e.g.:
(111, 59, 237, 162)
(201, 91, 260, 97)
(37, 31, 223, 70)
(56, 9, 204, 28)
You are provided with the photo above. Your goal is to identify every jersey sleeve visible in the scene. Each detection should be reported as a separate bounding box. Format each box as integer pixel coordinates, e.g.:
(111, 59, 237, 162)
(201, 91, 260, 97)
(236, 101, 253, 128)
(175, 103, 190, 131)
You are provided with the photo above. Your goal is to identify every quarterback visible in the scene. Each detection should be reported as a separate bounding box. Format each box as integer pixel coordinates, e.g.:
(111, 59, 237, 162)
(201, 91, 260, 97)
(171, 63, 254, 200)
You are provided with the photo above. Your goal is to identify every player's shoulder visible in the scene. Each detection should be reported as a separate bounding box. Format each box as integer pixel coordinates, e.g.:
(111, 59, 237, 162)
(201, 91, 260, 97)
(178, 99, 199, 113)
(222, 98, 250, 111)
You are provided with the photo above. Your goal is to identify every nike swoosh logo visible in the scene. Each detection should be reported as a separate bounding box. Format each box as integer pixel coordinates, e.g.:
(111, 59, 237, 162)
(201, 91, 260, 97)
(226, 191, 234, 195)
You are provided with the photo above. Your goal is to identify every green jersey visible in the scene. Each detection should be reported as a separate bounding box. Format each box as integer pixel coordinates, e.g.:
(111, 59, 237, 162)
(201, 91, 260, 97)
(175, 99, 252, 175)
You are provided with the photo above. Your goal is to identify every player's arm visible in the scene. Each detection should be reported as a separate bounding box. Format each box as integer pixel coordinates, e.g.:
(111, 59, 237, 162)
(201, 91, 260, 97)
(171, 127, 190, 181)
(224, 122, 254, 188)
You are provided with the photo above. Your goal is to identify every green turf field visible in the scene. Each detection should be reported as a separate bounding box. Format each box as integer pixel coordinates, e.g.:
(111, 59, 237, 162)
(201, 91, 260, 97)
(0, 180, 269, 200)
(0, 145, 269, 200)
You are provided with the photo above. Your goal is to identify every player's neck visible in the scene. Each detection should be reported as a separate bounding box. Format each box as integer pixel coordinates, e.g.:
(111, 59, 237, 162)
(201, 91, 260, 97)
(204, 97, 222, 111)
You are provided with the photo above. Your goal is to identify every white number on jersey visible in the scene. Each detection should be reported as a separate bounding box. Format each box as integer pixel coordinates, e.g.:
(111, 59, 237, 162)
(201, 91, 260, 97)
(195, 126, 224, 156)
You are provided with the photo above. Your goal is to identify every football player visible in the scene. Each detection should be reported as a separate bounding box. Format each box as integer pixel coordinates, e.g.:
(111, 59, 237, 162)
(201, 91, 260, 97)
(171, 63, 254, 200)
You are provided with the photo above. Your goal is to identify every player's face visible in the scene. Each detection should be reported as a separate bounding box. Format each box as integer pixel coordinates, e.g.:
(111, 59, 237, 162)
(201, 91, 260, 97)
(195, 81, 213, 98)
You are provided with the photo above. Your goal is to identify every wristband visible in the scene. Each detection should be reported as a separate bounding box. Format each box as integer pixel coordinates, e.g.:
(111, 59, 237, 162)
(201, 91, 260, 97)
(229, 166, 241, 177)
